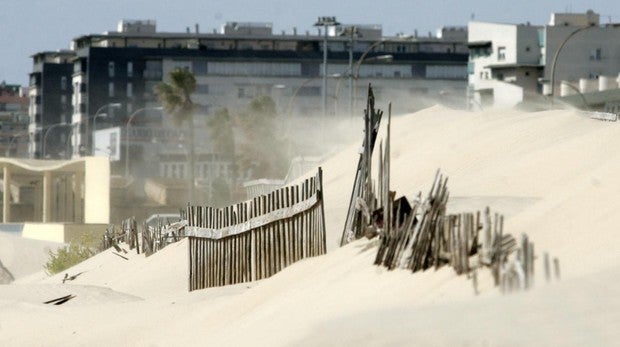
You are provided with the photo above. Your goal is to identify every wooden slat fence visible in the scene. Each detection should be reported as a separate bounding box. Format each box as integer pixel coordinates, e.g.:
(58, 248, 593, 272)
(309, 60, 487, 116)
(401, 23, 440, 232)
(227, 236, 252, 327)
(341, 85, 383, 246)
(373, 171, 559, 294)
(340, 86, 560, 294)
(101, 217, 139, 253)
(187, 167, 326, 291)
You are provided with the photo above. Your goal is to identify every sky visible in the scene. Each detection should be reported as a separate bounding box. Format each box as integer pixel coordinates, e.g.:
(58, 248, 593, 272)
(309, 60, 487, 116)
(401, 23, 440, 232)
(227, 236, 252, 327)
(2, 0, 620, 86)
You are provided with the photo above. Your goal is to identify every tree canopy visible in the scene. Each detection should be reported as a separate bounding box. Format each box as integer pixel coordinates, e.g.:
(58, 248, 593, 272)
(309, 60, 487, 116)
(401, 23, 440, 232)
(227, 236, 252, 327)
(237, 95, 290, 179)
(154, 68, 196, 126)
(154, 67, 197, 202)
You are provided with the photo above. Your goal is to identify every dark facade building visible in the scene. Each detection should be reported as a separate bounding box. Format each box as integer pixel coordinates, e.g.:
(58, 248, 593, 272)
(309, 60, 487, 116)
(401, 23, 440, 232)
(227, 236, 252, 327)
(30, 20, 469, 181)
(28, 51, 75, 158)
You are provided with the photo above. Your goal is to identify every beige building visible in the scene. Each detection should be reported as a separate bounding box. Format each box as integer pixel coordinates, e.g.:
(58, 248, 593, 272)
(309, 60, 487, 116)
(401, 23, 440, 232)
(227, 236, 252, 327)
(0, 156, 109, 243)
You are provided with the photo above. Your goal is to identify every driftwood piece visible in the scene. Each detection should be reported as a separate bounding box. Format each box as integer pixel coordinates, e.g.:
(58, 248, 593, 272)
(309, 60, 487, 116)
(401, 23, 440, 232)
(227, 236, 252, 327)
(44, 294, 76, 305)
(112, 252, 129, 260)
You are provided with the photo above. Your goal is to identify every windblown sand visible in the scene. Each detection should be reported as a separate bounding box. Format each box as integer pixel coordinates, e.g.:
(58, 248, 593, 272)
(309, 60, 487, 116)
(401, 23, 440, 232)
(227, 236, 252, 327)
(2, 106, 619, 346)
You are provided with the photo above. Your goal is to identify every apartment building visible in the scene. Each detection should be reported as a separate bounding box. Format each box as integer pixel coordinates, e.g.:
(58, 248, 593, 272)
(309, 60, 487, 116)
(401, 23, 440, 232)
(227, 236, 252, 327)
(30, 20, 468, 181)
(28, 50, 75, 158)
(0, 83, 29, 157)
(468, 10, 620, 110)
(468, 21, 543, 108)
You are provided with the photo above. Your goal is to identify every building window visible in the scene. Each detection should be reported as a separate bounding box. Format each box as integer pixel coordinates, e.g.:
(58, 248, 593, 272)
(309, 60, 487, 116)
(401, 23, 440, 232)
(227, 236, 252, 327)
(196, 84, 209, 94)
(238, 87, 245, 98)
(108, 61, 115, 78)
(127, 62, 133, 77)
(127, 82, 133, 97)
(60, 76, 67, 90)
(193, 60, 208, 76)
(591, 48, 602, 61)
(497, 46, 506, 61)
(108, 82, 115, 97)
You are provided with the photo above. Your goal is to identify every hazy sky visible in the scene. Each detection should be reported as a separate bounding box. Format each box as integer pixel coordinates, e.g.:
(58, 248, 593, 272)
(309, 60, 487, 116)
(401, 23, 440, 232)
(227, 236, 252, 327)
(2, 0, 619, 85)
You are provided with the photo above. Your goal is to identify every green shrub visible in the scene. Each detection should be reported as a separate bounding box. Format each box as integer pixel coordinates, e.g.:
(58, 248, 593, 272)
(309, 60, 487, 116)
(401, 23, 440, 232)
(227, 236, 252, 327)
(44, 241, 95, 275)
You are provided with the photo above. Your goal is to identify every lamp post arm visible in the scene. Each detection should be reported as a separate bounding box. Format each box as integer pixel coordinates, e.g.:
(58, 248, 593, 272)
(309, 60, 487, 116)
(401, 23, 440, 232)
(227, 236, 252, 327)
(285, 77, 320, 117)
(549, 25, 595, 98)
(6, 131, 28, 157)
(354, 40, 386, 78)
(125, 106, 163, 177)
(42, 123, 71, 158)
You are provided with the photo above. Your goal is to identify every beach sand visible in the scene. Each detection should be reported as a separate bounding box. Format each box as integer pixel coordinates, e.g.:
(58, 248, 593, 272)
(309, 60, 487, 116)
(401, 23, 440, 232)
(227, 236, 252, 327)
(2, 105, 619, 346)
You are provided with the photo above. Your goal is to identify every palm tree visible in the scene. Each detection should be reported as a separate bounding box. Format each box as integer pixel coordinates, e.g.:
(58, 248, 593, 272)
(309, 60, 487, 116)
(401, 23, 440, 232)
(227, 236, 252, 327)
(154, 68, 197, 203)
(207, 108, 235, 161)
(207, 107, 237, 202)
(237, 95, 290, 179)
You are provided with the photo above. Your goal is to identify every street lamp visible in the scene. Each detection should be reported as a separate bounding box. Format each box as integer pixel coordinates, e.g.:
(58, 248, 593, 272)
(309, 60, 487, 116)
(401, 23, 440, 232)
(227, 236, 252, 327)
(333, 53, 393, 117)
(548, 24, 596, 99)
(125, 106, 163, 177)
(314, 16, 340, 117)
(339, 26, 361, 117)
(89, 102, 121, 155)
(42, 123, 73, 158)
(5, 131, 28, 157)
(352, 51, 393, 115)
(285, 74, 341, 117)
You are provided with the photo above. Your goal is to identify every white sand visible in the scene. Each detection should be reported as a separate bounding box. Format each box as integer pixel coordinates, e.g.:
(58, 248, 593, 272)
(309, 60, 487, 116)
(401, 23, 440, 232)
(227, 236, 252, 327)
(0, 231, 64, 279)
(2, 106, 620, 346)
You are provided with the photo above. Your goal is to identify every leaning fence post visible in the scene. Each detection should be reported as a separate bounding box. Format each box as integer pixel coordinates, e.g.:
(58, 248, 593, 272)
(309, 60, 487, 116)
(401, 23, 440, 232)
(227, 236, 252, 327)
(544, 252, 551, 282)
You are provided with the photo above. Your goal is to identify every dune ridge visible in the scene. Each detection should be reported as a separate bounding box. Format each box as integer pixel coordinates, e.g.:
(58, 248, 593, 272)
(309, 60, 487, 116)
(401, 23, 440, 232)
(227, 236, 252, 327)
(2, 105, 620, 346)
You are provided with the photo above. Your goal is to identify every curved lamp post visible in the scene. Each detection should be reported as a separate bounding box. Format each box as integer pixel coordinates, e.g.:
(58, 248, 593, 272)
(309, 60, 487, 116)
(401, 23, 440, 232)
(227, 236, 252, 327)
(42, 123, 73, 158)
(548, 25, 596, 99)
(125, 106, 163, 177)
(5, 131, 28, 157)
(339, 25, 361, 118)
(89, 102, 121, 155)
(352, 52, 393, 114)
(285, 74, 341, 117)
(314, 16, 340, 117)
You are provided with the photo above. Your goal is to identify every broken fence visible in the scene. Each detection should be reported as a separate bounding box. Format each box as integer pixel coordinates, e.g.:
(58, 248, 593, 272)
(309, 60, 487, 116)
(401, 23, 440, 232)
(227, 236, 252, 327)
(186, 168, 327, 291)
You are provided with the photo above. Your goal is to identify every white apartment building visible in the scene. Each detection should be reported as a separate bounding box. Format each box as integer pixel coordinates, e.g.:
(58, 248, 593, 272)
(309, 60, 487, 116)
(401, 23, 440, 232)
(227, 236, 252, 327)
(468, 10, 620, 111)
(468, 21, 542, 109)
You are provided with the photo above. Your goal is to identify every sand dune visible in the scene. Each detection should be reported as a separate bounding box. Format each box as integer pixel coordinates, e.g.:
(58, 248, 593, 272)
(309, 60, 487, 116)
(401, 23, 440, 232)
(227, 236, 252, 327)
(0, 231, 64, 280)
(2, 105, 620, 346)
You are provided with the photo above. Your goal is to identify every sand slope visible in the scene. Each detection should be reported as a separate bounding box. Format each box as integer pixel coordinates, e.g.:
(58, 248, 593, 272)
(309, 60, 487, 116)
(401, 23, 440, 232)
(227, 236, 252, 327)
(0, 231, 64, 280)
(2, 105, 620, 346)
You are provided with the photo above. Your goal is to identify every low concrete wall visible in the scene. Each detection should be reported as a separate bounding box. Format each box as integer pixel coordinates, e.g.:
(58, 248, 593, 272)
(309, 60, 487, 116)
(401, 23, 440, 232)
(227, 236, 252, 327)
(21, 223, 107, 246)
(64, 224, 107, 247)
(22, 223, 65, 243)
